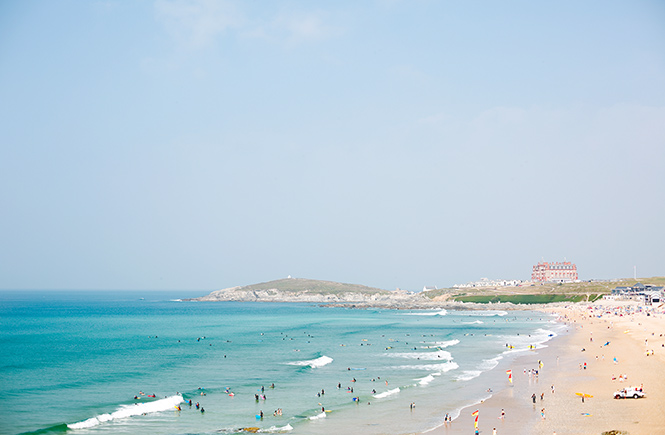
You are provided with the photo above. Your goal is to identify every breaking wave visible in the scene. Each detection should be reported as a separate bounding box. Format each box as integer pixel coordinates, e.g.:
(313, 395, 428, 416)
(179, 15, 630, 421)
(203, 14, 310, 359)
(393, 361, 459, 372)
(288, 355, 333, 368)
(386, 350, 452, 360)
(373, 387, 400, 398)
(403, 309, 448, 316)
(67, 395, 184, 429)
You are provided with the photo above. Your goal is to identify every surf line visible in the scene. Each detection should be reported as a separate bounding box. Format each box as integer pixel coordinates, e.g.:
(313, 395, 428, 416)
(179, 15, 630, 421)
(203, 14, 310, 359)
(67, 395, 184, 429)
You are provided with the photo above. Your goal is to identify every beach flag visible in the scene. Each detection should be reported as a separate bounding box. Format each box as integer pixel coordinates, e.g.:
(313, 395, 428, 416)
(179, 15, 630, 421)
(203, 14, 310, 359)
(506, 369, 512, 383)
(472, 410, 479, 428)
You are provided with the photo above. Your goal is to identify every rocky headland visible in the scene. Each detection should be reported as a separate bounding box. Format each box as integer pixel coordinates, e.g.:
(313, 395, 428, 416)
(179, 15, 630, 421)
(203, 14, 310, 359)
(187, 277, 528, 310)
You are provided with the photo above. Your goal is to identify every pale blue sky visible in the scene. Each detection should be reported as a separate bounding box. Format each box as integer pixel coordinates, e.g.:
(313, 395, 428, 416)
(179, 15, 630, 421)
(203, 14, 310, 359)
(1, 0, 664, 291)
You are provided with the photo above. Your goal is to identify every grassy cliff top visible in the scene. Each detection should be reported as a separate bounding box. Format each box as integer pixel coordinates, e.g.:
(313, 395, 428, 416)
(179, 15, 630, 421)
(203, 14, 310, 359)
(422, 277, 665, 304)
(230, 278, 392, 295)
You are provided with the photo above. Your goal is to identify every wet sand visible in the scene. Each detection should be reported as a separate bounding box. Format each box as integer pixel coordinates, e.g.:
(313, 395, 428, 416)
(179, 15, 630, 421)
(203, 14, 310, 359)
(427, 301, 665, 435)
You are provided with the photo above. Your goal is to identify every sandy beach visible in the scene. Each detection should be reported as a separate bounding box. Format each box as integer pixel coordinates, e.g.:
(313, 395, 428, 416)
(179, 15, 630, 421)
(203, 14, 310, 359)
(428, 301, 665, 435)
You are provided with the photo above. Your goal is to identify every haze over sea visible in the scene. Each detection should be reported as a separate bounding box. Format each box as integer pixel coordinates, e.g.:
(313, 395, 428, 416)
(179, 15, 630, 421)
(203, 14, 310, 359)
(1, 290, 563, 435)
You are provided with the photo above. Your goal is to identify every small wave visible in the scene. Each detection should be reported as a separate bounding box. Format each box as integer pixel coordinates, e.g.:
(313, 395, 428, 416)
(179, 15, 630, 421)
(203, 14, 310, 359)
(288, 355, 333, 368)
(498, 328, 557, 353)
(457, 310, 507, 317)
(386, 350, 452, 360)
(394, 361, 459, 372)
(373, 387, 400, 398)
(479, 356, 502, 370)
(403, 309, 448, 316)
(309, 412, 326, 420)
(455, 370, 482, 381)
(262, 424, 294, 432)
(422, 339, 460, 348)
(461, 320, 484, 324)
(67, 395, 183, 429)
(417, 373, 440, 385)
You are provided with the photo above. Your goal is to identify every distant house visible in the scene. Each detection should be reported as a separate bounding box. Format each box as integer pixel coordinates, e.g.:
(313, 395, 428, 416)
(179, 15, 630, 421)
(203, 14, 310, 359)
(611, 283, 665, 305)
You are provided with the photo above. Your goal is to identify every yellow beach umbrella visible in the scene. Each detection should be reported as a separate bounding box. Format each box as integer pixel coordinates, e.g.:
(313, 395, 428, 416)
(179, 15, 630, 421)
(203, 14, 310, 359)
(575, 392, 593, 398)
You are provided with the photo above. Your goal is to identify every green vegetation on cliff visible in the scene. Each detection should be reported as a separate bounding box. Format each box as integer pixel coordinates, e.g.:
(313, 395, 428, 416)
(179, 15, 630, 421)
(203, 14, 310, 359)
(232, 278, 391, 295)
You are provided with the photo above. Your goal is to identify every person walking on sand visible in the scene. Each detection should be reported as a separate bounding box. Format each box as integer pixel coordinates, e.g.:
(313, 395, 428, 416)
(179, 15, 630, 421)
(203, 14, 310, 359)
(493, 428, 497, 435)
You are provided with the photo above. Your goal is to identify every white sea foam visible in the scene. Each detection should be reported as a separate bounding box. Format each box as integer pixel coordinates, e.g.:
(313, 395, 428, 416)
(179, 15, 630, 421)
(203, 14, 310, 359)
(394, 361, 459, 372)
(498, 328, 558, 354)
(455, 355, 502, 381)
(461, 320, 484, 324)
(288, 355, 333, 368)
(455, 370, 482, 381)
(456, 310, 508, 317)
(67, 395, 184, 429)
(403, 309, 448, 316)
(417, 373, 440, 385)
(373, 387, 400, 398)
(309, 412, 326, 420)
(262, 424, 294, 432)
(479, 355, 502, 370)
(386, 350, 452, 360)
(421, 339, 460, 349)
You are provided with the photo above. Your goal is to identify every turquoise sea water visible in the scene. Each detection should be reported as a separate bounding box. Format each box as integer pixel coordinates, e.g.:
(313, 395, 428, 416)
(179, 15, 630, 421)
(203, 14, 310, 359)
(0, 291, 563, 435)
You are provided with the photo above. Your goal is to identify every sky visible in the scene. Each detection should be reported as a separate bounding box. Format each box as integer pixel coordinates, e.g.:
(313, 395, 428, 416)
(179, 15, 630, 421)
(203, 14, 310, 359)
(1, 0, 664, 292)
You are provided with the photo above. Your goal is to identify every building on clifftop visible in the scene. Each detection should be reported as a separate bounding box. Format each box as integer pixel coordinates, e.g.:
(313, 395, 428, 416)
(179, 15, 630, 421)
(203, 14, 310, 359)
(531, 261, 578, 282)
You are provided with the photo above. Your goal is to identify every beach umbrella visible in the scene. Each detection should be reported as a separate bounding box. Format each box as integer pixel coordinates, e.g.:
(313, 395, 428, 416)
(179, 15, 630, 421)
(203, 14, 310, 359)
(575, 392, 593, 398)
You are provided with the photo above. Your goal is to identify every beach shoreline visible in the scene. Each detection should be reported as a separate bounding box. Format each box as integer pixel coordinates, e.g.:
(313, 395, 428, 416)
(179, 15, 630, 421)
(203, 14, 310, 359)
(426, 301, 665, 435)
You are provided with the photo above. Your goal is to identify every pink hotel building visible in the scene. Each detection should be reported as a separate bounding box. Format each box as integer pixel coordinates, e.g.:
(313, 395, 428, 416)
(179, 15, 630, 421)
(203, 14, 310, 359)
(531, 261, 578, 282)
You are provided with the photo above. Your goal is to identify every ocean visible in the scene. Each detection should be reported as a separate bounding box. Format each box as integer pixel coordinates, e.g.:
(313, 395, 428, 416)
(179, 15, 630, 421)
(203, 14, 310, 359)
(0, 290, 564, 435)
